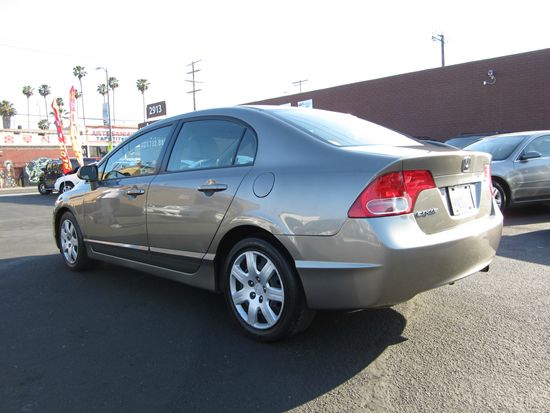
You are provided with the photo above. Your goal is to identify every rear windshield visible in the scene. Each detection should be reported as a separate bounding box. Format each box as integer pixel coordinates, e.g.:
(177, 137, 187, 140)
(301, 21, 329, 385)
(465, 136, 526, 161)
(271, 108, 420, 147)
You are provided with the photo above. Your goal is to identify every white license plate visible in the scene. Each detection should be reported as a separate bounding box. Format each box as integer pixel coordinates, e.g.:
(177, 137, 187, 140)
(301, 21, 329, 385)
(448, 184, 475, 216)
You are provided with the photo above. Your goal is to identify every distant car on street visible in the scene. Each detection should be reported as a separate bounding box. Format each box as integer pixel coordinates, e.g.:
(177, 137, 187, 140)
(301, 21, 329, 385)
(465, 131, 550, 209)
(54, 166, 88, 193)
(38, 158, 97, 195)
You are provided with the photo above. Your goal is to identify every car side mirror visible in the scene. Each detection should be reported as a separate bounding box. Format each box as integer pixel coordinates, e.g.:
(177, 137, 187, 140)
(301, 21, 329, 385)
(520, 151, 542, 161)
(78, 164, 98, 181)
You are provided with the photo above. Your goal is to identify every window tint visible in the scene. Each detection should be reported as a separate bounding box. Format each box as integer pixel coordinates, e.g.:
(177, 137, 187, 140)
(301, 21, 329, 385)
(465, 136, 526, 161)
(167, 120, 246, 171)
(102, 126, 170, 180)
(235, 129, 257, 165)
(523, 135, 550, 158)
(271, 108, 420, 147)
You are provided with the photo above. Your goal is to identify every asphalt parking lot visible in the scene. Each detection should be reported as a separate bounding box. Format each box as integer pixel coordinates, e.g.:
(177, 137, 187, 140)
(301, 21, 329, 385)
(0, 192, 548, 412)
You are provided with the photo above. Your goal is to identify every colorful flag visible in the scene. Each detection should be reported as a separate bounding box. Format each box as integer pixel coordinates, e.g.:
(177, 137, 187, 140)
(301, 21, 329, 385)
(69, 87, 84, 166)
(51, 99, 72, 175)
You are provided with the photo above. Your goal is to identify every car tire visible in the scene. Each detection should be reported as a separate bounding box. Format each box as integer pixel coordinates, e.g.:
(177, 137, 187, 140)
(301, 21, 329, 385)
(58, 211, 93, 271)
(61, 182, 74, 193)
(493, 181, 507, 210)
(38, 182, 51, 195)
(223, 237, 315, 342)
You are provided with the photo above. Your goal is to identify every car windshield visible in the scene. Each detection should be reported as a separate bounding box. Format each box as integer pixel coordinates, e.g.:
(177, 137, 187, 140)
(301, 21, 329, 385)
(271, 108, 420, 147)
(465, 136, 526, 161)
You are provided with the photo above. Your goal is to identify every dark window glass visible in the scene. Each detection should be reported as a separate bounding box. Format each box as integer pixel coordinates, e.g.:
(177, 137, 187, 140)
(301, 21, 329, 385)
(465, 136, 526, 161)
(271, 108, 419, 147)
(235, 129, 257, 165)
(167, 120, 245, 171)
(523, 135, 550, 158)
(102, 126, 170, 180)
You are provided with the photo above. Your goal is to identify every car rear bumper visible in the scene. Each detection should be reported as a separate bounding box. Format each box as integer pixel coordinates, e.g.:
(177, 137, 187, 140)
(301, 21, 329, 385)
(277, 210, 503, 309)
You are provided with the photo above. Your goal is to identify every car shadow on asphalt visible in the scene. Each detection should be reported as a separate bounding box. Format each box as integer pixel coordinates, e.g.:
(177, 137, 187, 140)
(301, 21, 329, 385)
(497, 229, 550, 266)
(0, 254, 407, 412)
(498, 204, 550, 266)
(0, 193, 57, 206)
(502, 203, 550, 226)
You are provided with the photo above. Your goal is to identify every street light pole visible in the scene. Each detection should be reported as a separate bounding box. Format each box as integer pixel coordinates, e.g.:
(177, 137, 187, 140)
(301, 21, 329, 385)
(96, 66, 113, 150)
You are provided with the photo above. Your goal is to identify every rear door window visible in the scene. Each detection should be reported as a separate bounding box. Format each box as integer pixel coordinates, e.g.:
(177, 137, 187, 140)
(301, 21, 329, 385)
(166, 120, 250, 171)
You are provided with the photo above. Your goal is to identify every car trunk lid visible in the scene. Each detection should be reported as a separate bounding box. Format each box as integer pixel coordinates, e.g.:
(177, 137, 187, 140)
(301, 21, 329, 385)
(402, 150, 494, 234)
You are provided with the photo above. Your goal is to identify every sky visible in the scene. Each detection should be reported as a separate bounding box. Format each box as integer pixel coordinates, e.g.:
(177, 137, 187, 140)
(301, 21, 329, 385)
(1, 0, 549, 128)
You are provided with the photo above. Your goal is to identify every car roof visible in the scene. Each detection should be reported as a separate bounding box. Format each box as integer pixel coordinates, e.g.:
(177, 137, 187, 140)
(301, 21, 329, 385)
(481, 130, 550, 140)
(136, 105, 325, 133)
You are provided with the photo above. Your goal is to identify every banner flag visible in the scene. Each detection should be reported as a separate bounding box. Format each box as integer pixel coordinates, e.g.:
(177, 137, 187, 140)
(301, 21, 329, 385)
(51, 99, 72, 175)
(69, 87, 84, 166)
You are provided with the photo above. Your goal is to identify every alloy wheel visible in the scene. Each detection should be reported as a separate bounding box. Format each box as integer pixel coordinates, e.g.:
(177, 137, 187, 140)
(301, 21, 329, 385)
(60, 219, 79, 264)
(229, 250, 285, 330)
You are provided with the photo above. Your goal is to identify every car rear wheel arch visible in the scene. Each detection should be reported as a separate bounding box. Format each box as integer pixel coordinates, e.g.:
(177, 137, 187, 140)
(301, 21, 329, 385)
(218, 228, 314, 341)
(214, 225, 300, 293)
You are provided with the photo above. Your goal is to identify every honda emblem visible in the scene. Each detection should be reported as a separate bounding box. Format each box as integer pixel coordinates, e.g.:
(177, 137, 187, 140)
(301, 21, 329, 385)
(461, 157, 471, 172)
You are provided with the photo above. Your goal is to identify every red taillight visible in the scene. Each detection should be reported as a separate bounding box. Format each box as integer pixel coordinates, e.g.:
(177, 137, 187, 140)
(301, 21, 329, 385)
(348, 170, 436, 218)
(484, 164, 495, 196)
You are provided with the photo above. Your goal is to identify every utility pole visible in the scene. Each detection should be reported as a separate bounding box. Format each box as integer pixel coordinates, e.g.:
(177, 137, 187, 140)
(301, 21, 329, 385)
(292, 79, 308, 93)
(186, 60, 203, 111)
(96, 66, 112, 150)
(432, 34, 445, 67)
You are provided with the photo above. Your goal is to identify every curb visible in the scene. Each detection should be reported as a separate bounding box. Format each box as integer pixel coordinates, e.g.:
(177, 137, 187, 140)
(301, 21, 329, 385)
(0, 187, 38, 195)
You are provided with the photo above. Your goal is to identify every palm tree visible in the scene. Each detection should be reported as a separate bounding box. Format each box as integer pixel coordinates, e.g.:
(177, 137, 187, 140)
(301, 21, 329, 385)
(97, 84, 108, 104)
(50, 97, 66, 127)
(136, 79, 150, 121)
(108, 76, 119, 124)
(38, 84, 51, 126)
(38, 119, 49, 130)
(22, 86, 34, 128)
(73, 66, 87, 126)
(55, 97, 65, 116)
(0, 100, 17, 129)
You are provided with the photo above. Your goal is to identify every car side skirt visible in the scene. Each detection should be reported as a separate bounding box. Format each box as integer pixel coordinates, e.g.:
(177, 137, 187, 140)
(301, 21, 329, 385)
(85, 243, 217, 292)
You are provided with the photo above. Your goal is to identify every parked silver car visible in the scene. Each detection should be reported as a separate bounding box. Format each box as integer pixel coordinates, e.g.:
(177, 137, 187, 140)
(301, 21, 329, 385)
(53, 106, 503, 341)
(465, 131, 550, 209)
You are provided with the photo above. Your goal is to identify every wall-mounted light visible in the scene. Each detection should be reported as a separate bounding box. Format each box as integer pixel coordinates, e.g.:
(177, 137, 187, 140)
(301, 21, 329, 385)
(483, 69, 496, 86)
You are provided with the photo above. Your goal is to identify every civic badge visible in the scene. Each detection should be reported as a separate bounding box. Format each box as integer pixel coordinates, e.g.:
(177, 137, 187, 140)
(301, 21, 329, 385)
(461, 157, 471, 172)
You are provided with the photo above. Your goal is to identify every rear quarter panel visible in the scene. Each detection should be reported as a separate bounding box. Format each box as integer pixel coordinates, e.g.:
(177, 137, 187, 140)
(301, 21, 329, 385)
(213, 112, 402, 238)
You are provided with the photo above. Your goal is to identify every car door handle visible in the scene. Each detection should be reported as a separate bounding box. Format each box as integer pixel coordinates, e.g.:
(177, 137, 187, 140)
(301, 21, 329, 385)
(197, 183, 228, 193)
(126, 188, 145, 196)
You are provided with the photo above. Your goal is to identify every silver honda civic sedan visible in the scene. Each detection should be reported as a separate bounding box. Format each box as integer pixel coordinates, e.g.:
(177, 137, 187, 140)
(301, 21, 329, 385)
(464, 131, 550, 210)
(54, 106, 503, 341)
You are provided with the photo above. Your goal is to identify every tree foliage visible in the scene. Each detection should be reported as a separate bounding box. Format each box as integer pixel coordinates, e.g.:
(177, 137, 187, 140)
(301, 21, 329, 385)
(22, 85, 34, 98)
(136, 79, 150, 94)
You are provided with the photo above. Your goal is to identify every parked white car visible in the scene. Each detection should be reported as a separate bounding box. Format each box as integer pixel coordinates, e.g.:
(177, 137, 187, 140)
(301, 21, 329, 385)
(54, 171, 82, 193)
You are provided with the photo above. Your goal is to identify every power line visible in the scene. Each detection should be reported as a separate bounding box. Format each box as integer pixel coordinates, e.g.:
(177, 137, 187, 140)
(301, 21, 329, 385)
(292, 79, 308, 93)
(186, 60, 203, 111)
